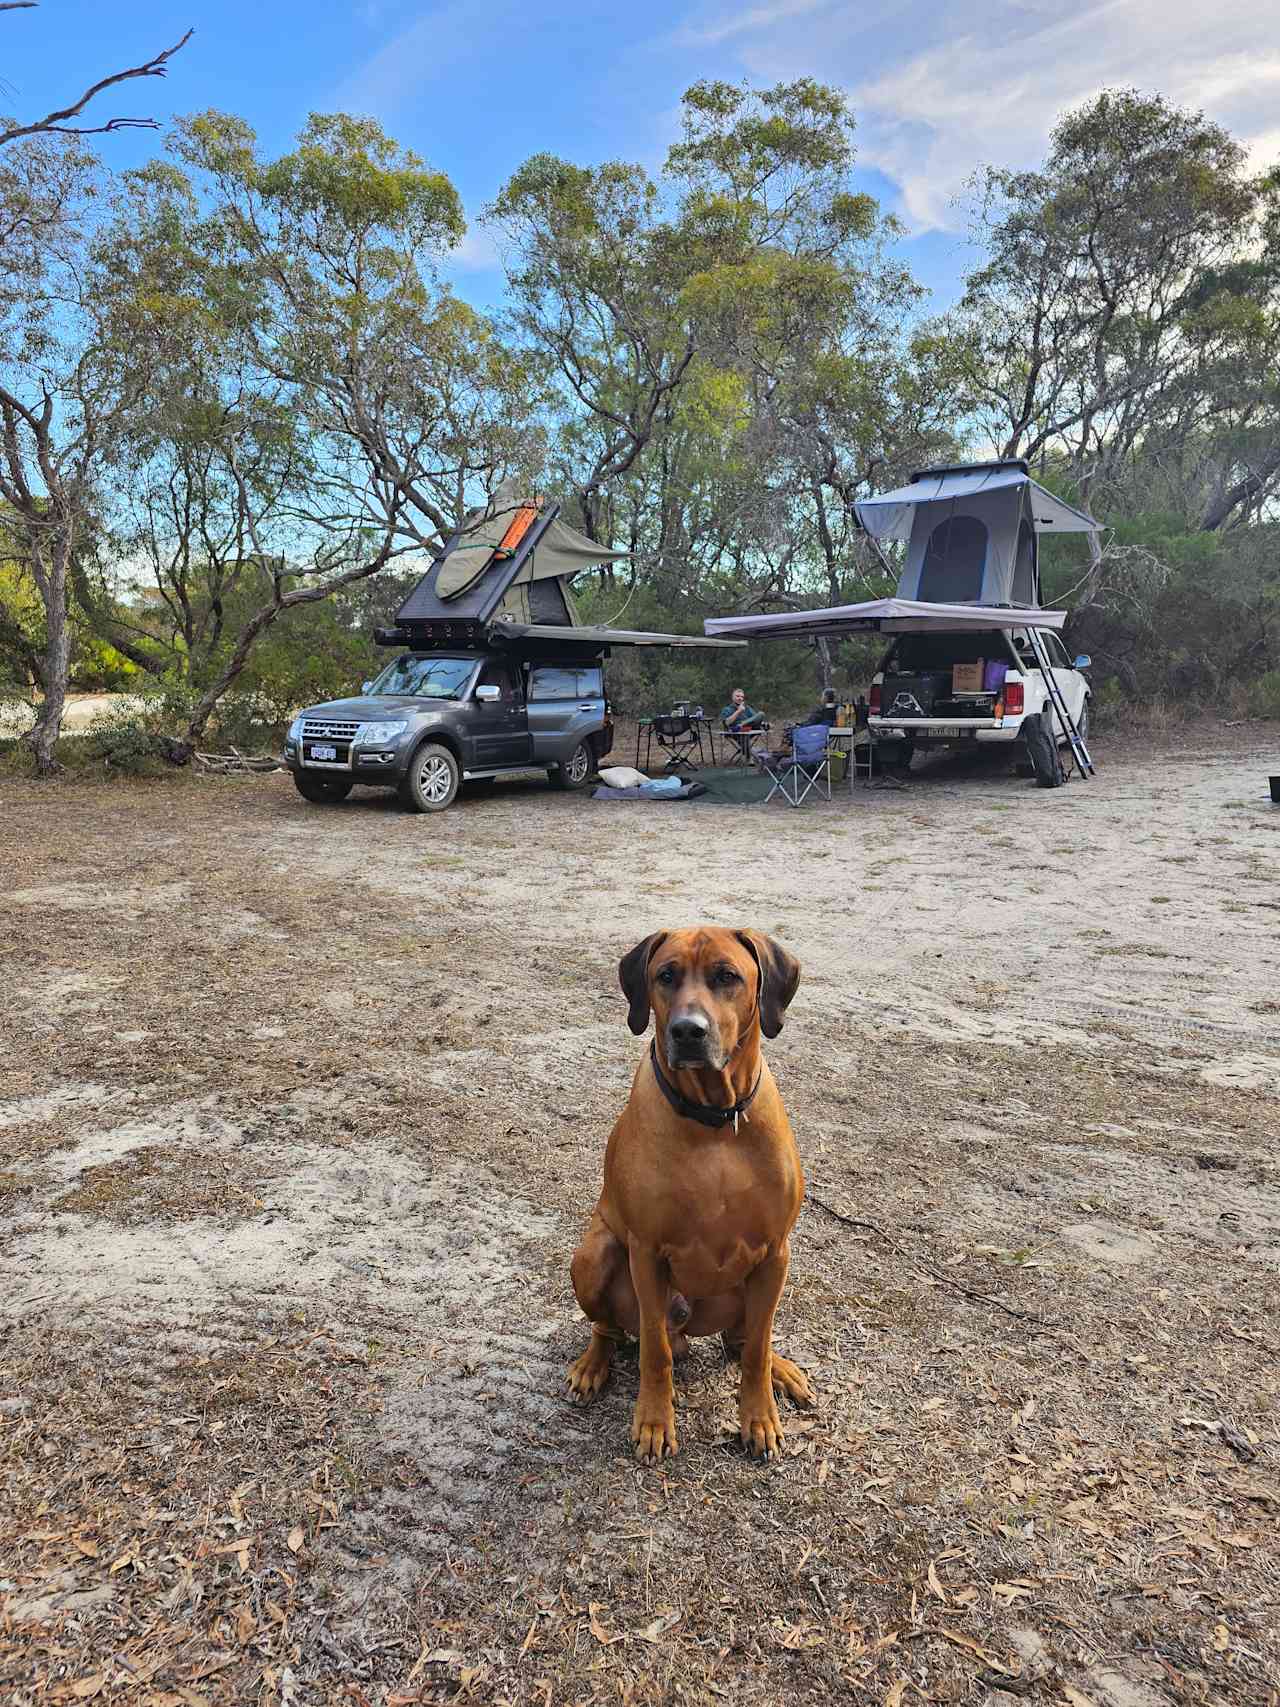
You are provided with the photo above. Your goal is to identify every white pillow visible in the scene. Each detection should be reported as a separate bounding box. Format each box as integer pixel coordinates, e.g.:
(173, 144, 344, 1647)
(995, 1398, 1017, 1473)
(598, 765, 647, 789)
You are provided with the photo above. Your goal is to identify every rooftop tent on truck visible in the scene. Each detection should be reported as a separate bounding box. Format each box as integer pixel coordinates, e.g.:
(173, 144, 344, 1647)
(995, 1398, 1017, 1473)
(852, 459, 1098, 608)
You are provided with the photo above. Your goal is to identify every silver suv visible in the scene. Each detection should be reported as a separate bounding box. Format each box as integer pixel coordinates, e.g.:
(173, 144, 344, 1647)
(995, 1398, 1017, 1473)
(284, 648, 613, 812)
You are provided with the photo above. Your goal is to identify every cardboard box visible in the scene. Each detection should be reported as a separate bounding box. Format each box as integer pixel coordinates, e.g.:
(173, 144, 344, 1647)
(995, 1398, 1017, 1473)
(952, 659, 985, 694)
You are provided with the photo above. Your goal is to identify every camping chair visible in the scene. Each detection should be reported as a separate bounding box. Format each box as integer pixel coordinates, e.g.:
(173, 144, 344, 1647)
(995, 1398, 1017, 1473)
(651, 713, 702, 771)
(722, 720, 769, 766)
(755, 723, 832, 807)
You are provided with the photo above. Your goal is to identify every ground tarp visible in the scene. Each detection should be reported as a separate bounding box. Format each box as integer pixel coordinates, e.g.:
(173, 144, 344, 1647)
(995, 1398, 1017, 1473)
(684, 765, 774, 804)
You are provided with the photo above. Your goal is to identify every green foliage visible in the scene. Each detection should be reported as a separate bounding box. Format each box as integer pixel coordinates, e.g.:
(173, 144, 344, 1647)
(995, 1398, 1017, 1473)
(5, 78, 1278, 758)
(86, 711, 173, 773)
(1248, 671, 1280, 719)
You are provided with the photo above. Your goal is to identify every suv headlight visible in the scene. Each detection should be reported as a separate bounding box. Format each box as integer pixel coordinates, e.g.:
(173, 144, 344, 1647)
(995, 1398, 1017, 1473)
(356, 720, 408, 746)
(287, 716, 304, 743)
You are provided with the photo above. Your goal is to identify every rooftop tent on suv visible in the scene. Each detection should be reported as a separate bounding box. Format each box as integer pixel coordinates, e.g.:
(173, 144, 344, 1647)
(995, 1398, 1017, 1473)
(395, 481, 631, 635)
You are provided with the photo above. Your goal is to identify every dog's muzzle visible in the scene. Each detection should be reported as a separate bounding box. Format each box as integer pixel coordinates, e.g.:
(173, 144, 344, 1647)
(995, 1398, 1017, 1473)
(665, 1008, 722, 1068)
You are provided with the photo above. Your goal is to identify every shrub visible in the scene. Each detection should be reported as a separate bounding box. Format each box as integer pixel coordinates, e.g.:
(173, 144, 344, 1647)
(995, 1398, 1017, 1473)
(1247, 670, 1280, 720)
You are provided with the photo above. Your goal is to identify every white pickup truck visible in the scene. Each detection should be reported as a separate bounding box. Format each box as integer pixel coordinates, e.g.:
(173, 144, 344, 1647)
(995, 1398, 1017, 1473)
(867, 627, 1091, 772)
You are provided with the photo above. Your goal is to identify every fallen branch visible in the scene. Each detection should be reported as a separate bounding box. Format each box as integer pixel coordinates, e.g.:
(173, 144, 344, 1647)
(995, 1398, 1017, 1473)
(193, 748, 283, 774)
(806, 1193, 1073, 1340)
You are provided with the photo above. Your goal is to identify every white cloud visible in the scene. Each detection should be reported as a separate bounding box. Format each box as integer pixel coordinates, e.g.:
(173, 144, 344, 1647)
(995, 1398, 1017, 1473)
(335, 3, 512, 119)
(693, 0, 1280, 231)
(447, 224, 503, 273)
(674, 0, 834, 48)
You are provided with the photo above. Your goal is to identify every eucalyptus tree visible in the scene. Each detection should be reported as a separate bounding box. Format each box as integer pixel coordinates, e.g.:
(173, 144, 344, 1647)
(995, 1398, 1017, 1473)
(0, 135, 149, 771)
(491, 78, 946, 639)
(956, 94, 1264, 504)
(86, 111, 545, 746)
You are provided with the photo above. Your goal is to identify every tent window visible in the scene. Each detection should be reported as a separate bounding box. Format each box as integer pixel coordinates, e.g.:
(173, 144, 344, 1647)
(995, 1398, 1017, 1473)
(918, 514, 987, 601)
(1013, 519, 1036, 604)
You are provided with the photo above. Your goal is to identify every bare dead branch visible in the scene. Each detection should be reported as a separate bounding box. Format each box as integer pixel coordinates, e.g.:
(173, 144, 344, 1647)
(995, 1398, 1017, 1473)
(0, 26, 192, 148)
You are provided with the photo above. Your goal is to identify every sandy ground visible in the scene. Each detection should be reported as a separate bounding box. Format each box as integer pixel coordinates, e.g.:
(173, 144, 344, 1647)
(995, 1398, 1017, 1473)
(1, 729, 1279, 1706)
(0, 694, 147, 737)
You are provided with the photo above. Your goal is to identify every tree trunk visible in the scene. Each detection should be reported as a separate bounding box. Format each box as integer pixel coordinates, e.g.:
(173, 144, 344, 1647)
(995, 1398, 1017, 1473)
(24, 538, 72, 777)
(1199, 447, 1280, 533)
(182, 601, 284, 746)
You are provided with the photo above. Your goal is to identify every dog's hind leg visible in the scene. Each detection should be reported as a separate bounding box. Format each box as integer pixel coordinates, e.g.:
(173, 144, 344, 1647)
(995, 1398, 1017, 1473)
(568, 1210, 635, 1402)
(722, 1312, 814, 1407)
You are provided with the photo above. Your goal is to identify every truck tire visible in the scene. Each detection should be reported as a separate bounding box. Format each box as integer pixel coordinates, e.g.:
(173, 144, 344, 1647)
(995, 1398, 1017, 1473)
(875, 739, 915, 776)
(293, 772, 353, 804)
(550, 739, 594, 791)
(1023, 712, 1065, 788)
(399, 742, 460, 812)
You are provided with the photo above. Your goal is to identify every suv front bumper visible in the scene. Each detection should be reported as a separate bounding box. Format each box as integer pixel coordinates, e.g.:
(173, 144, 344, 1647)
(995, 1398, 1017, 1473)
(284, 742, 412, 784)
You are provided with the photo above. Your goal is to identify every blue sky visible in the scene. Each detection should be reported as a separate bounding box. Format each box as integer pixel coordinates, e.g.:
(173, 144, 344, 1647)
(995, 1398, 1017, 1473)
(5, 0, 1277, 314)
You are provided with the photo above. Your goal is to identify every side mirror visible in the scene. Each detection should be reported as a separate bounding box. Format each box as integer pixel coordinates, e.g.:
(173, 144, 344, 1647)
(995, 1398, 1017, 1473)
(475, 684, 501, 703)
(361, 680, 373, 694)
(1073, 654, 1092, 670)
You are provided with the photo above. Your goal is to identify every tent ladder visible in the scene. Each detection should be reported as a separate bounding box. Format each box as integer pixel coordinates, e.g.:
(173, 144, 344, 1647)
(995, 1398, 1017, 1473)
(1026, 627, 1095, 779)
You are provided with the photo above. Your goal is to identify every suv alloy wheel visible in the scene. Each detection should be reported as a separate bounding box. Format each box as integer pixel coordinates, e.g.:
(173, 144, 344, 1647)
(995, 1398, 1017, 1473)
(400, 741, 461, 812)
(550, 740, 594, 791)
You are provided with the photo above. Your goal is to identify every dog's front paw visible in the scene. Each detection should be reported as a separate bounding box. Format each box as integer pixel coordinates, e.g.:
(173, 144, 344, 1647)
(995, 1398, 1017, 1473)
(567, 1341, 613, 1402)
(631, 1397, 679, 1462)
(739, 1387, 784, 1461)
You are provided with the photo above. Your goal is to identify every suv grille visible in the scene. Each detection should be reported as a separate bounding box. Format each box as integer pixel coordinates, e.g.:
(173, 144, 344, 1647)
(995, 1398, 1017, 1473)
(301, 719, 360, 741)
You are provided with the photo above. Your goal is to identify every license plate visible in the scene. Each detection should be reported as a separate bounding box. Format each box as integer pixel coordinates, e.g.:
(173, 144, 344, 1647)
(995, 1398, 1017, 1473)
(931, 726, 962, 737)
(309, 744, 337, 761)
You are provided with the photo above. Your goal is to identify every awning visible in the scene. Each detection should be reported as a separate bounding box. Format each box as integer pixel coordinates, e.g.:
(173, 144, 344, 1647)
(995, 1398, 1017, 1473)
(703, 597, 1068, 640)
(855, 468, 1098, 541)
(491, 622, 745, 649)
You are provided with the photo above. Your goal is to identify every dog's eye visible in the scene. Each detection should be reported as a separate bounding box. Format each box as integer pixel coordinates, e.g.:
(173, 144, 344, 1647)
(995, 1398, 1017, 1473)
(713, 967, 742, 987)
(655, 965, 676, 985)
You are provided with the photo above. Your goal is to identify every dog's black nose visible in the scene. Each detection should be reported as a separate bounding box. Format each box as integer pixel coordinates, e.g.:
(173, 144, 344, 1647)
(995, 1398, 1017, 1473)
(668, 1013, 710, 1049)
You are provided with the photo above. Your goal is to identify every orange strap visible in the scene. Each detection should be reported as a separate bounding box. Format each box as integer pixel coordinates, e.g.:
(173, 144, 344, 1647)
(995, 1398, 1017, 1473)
(494, 502, 540, 558)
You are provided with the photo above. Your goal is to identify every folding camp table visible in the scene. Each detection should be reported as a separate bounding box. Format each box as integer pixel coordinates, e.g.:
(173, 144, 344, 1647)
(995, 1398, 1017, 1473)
(635, 713, 718, 771)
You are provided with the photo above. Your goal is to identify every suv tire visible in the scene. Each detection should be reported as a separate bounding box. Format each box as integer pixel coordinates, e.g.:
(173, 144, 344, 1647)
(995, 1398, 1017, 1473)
(293, 772, 353, 804)
(550, 739, 594, 791)
(400, 742, 460, 812)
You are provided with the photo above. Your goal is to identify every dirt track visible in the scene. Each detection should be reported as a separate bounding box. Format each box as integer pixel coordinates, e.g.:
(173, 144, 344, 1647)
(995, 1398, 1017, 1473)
(2, 731, 1279, 1705)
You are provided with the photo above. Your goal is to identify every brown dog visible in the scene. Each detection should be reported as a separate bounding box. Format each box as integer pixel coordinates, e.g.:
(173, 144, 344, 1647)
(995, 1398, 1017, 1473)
(568, 927, 813, 1461)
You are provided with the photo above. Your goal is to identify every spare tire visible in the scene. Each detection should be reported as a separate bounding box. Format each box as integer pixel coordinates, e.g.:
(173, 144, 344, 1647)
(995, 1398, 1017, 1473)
(1022, 712, 1065, 788)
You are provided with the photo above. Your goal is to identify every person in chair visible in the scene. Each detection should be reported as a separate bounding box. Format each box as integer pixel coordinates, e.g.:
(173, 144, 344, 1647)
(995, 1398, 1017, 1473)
(721, 686, 766, 760)
(806, 688, 840, 727)
(721, 686, 764, 733)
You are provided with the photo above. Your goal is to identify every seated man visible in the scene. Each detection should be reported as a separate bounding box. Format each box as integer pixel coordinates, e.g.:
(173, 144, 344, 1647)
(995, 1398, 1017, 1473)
(720, 686, 766, 760)
(721, 686, 764, 733)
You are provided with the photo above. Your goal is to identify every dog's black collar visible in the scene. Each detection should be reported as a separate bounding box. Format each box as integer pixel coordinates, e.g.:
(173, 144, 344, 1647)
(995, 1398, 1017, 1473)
(650, 1040, 762, 1132)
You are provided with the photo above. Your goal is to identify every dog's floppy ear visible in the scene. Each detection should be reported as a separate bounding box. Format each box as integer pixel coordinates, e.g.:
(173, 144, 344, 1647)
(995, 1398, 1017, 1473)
(735, 931, 801, 1039)
(618, 931, 668, 1036)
